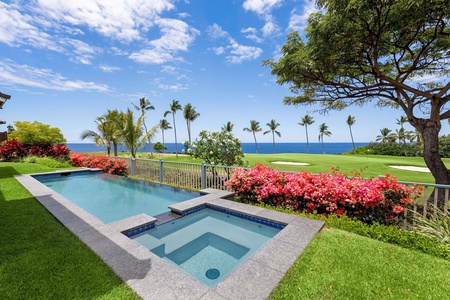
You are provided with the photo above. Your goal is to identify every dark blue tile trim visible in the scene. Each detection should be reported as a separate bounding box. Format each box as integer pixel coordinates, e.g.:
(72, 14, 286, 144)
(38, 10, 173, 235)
(32, 169, 102, 180)
(123, 222, 156, 237)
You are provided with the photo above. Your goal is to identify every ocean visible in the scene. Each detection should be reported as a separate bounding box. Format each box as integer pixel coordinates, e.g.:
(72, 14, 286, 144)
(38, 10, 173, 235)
(66, 142, 368, 155)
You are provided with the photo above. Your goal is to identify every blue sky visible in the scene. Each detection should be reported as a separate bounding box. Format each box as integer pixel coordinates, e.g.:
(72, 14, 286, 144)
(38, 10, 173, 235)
(0, 0, 420, 144)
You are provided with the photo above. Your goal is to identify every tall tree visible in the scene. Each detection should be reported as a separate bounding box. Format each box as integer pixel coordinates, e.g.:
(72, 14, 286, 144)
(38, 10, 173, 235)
(221, 121, 234, 132)
(298, 114, 315, 153)
(263, 0, 450, 191)
(346, 115, 356, 154)
(159, 119, 171, 146)
(263, 119, 281, 154)
(112, 109, 157, 158)
(104, 109, 121, 156)
(80, 116, 113, 156)
(376, 128, 393, 144)
(183, 103, 200, 144)
(397, 116, 411, 156)
(133, 97, 155, 152)
(164, 100, 182, 157)
(318, 123, 332, 154)
(243, 120, 262, 154)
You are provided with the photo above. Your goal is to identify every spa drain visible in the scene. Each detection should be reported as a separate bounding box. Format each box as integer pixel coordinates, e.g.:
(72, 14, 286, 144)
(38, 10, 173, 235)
(205, 268, 220, 279)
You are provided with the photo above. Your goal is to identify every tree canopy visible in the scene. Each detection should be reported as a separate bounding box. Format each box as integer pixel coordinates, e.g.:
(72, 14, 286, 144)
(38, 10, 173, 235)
(9, 121, 66, 144)
(264, 0, 450, 186)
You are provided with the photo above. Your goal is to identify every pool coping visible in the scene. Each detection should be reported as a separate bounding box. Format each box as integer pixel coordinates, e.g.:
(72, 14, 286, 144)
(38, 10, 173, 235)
(15, 169, 325, 300)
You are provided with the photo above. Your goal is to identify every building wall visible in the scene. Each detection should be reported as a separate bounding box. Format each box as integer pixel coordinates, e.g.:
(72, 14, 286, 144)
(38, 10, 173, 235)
(0, 131, 7, 142)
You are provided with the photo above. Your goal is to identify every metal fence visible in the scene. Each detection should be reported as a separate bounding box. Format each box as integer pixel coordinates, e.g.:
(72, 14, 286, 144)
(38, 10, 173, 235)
(126, 157, 450, 225)
(128, 158, 237, 190)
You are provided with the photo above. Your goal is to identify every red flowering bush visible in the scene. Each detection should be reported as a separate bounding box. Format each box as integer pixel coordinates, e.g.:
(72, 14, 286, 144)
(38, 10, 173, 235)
(29, 143, 70, 159)
(70, 152, 128, 176)
(0, 139, 28, 161)
(226, 163, 420, 225)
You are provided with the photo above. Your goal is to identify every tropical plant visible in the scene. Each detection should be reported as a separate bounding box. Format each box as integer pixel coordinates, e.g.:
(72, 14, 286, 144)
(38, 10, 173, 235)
(376, 128, 393, 144)
(70, 152, 128, 176)
(318, 123, 332, 154)
(190, 130, 245, 167)
(243, 120, 262, 154)
(183, 103, 200, 144)
(112, 109, 158, 158)
(153, 142, 167, 153)
(158, 119, 171, 148)
(81, 116, 113, 156)
(221, 121, 234, 132)
(164, 100, 182, 157)
(394, 128, 413, 156)
(263, 0, 450, 196)
(9, 121, 66, 145)
(347, 115, 356, 154)
(263, 119, 281, 154)
(298, 114, 315, 153)
(412, 205, 450, 251)
(133, 97, 155, 153)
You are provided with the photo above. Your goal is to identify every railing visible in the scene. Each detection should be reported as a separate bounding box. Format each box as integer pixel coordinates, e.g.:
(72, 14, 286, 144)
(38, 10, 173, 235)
(125, 157, 450, 226)
(128, 158, 238, 191)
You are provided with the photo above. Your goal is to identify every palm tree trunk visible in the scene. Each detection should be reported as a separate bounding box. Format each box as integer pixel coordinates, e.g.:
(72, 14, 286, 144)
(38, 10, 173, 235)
(113, 142, 118, 157)
(186, 120, 191, 144)
(253, 132, 258, 154)
(402, 138, 408, 156)
(143, 122, 152, 154)
(173, 115, 178, 157)
(272, 132, 276, 154)
(349, 126, 355, 154)
(305, 126, 309, 153)
(321, 135, 325, 154)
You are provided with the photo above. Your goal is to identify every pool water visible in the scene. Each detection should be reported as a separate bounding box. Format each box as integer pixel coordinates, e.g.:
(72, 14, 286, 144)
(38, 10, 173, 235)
(34, 172, 199, 223)
(132, 208, 282, 287)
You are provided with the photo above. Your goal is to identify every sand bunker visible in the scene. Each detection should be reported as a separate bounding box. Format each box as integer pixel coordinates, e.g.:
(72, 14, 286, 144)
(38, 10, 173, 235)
(389, 165, 430, 173)
(272, 161, 310, 166)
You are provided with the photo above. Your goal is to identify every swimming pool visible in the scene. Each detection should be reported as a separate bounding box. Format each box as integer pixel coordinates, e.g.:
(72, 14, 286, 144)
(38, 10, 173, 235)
(33, 171, 200, 223)
(131, 207, 283, 287)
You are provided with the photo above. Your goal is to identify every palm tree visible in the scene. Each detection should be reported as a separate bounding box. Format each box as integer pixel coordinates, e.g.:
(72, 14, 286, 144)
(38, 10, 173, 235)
(318, 123, 332, 154)
(263, 119, 281, 154)
(80, 116, 113, 155)
(133, 97, 155, 152)
(159, 119, 171, 146)
(183, 103, 200, 144)
(104, 109, 121, 156)
(346, 115, 356, 154)
(164, 100, 182, 157)
(112, 109, 157, 158)
(376, 128, 392, 143)
(299, 114, 315, 153)
(221, 121, 234, 132)
(243, 120, 262, 154)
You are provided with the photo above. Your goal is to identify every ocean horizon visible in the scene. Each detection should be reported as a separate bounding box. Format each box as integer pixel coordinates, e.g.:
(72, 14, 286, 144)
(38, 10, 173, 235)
(67, 142, 368, 155)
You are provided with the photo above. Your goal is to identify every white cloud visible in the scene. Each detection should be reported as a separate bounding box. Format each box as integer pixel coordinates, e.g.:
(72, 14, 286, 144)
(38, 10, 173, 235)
(35, 0, 175, 42)
(206, 23, 229, 39)
(242, 0, 282, 37)
(212, 47, 226, 55)
(242, 0, 282, 15)
(226, 39, 263, 64)
(99, 65, 121, 73)
(0, 2, 62, 51)
(241, 27, 262, 43)
(158, 83, 188, 91)
(0, 59, 111, 92)
(62, 38, 100, 65)
(178, 12, 190, 18)
(129, 18, 199, 64)
(288, 1, 320, 32)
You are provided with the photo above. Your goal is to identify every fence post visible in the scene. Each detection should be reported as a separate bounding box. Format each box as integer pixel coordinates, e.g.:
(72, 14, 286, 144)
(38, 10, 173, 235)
(159, 159, 164, 183)
(129, 157, 135, 176)
(201, 163, 206, 189)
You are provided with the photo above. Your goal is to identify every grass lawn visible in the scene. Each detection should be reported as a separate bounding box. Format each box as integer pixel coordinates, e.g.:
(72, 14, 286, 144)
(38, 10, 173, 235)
(137, 152, 446, 183)
(2, 161, 449, 299)
(0, 163, 140, 299)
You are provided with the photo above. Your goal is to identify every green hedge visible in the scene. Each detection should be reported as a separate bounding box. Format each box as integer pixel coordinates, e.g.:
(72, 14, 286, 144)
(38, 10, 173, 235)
(255, 203, 449, 260)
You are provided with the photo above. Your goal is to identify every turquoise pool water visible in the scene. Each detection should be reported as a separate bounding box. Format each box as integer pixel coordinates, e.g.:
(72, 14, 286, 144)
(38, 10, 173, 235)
(34, 172, 199, 223)
(132, 208, 282, 287)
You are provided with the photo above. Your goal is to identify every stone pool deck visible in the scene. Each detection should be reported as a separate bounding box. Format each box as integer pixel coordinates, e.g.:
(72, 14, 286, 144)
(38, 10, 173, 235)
(16, 170, 324, 300)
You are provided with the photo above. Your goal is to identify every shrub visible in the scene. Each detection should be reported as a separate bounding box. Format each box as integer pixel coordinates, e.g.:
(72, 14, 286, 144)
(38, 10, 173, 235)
(258, 204, 449, 260)
(0, 139, 28, 161)
(153, 142, 167, 153)
(70, 153, 128, 176)
(412, 205, 450, 251)
(354, 142, 421, 156)
(22, 156, 72, 168)
(29, 143, 70, 159)
(226, 164, 419, 225)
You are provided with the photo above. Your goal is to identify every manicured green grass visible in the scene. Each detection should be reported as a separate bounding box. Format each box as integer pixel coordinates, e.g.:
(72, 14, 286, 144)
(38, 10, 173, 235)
(141, 153, 446, 183)
(269, 228, 450, 300)
(0, 162, 140, 300)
